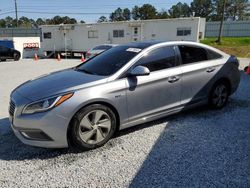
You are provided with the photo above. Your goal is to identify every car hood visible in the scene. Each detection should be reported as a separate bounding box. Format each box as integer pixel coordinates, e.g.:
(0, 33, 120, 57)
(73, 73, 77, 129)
(14, 69, 108, 101)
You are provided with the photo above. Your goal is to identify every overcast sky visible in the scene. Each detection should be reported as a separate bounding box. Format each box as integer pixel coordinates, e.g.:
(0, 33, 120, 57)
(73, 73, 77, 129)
(0, 0, 193, 23)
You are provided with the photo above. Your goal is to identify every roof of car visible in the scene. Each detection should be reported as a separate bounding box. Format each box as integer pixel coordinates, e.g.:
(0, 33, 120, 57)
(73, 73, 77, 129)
(120, 41, 161, 49)
(118, 40, 228, 57)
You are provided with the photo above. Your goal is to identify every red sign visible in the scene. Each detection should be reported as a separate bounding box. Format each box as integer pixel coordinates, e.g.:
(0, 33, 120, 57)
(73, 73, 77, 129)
(23, 43, 39, 49)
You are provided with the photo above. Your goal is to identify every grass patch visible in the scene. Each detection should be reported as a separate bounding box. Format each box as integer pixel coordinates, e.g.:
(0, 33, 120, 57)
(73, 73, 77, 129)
(201, 37, 250, 58)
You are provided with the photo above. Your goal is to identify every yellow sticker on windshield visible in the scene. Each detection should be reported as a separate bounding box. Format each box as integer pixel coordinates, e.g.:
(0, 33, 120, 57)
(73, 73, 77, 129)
(126, 48, 142, 53)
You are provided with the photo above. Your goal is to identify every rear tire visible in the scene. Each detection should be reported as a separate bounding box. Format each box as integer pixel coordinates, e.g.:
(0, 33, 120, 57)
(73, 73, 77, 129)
(13, 53, 20, 61)
(70, 104, 117, 150)
(209, 81, 229, 109)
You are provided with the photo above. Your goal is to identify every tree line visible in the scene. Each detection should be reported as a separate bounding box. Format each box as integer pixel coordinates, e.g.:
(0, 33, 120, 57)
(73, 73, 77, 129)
(0, 0, 249, 28)
(107, 0, 249, 22)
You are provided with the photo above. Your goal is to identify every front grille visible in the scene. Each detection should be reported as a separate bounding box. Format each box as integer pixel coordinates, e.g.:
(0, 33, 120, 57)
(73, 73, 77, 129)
(9, 100, 16, 116)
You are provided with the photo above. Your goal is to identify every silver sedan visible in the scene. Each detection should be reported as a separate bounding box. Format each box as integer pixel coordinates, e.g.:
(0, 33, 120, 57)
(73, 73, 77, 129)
(9, 41, 240, 150)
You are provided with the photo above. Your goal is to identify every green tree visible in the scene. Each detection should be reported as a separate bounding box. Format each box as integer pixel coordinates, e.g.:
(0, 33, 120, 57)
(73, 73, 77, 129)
(110, 7, 125, 21)
(123, 8, 131, 20)
(226, 0, 249, 20)
(169, 2, 191, 18)
(0, 19, 6, 28)
(190, 0, 214, 18)
(156, 9, 170, 19)
(210, 0, 248, 21)
(80, 20, 85, 23)
(36, 18, 46, 26)
(110, 7, 131, 21)
(139, 4, 157, 20)
(132, 5, 141, 20)
(18, 16, 33, 28)
(47, 16, 77, 25)
(98, 16, 108, 23)
(5, 16, 14, 27)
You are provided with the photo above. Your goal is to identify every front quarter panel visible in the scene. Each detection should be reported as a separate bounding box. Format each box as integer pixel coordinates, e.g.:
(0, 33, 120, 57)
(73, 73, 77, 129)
(67, 78, 128, 128)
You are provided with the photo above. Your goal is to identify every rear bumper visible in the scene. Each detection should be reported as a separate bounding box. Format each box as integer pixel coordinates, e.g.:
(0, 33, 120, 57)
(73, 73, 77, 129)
(230, 68, 241, 95)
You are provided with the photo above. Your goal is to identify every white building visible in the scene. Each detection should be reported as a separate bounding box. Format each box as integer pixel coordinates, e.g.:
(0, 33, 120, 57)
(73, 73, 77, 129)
(0, 28, 41, 59)
(0, 37, 40, 59)
(40, 17, 206, 55)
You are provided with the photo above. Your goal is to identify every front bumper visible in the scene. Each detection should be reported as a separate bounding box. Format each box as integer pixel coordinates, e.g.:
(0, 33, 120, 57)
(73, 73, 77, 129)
(9, 92, 72, 148)
(10, 115, 69, 148)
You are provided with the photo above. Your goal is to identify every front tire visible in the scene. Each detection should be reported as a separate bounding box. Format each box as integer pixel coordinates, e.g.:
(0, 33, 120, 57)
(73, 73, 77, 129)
(209, 81, 229, 109)
(70, 104, 117, 150)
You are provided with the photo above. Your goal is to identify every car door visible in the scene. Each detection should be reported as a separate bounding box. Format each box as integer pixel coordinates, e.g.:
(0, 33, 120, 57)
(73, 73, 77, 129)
(177, 45, 223, 106)
(125, 45, 182, 123)
(0, 46, 10, 59)
(0, 46, 6, 58)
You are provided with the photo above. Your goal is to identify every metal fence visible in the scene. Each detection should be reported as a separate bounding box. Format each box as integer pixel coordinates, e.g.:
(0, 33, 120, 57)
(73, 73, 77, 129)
(0, 28, 41, 37)
(205, 21, 250, 37)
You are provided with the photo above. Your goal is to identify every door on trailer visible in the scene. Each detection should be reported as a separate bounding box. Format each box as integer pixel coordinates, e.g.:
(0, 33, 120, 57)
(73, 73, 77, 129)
(131, 27, 141, 42)
(66, 38, 73, 51)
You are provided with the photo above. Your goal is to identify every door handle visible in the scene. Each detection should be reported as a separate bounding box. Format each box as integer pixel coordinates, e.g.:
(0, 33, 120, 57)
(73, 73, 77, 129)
(168, 76, 180, 83)
(206, 67, 216, 73)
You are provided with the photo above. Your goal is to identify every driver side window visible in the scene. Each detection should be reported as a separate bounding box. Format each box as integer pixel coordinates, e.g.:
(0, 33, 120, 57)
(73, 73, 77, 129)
(135, 46, 176, 72)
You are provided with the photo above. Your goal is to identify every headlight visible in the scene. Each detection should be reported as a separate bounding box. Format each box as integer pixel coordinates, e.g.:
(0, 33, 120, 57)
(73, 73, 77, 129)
(22, 93, 73, 114)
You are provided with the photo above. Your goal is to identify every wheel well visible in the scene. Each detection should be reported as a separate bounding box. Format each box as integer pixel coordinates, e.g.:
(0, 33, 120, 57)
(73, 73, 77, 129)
(67, 101, 120, 145)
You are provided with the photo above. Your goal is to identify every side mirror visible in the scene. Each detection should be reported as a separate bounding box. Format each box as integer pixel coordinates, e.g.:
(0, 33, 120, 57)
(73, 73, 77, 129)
(128, 65, 150, 77)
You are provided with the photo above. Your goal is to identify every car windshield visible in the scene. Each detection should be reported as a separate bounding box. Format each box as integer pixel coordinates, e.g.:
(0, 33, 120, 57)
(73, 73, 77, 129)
(77, 45, 142, 76)
(92, 45, 113, 50)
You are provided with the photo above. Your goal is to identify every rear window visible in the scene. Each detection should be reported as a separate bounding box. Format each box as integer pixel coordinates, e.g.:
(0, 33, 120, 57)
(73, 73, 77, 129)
(77, 46, 142, 76)
(178, 45, 208, 64)
(207, 49, 222, 60)
(93, 45, 113, 50)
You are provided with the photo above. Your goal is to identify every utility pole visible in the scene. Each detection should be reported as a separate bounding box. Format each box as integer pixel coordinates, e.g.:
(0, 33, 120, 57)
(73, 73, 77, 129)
(14, 0, 18, 27)
(216, 0, 226, 44)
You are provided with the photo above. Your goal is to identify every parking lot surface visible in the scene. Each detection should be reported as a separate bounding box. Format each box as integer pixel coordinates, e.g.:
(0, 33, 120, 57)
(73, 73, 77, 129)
(0, 59, 250, 187)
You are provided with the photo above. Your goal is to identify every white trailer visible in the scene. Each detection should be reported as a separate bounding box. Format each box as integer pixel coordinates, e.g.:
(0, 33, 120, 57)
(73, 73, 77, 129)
(40, 17, 206, 56)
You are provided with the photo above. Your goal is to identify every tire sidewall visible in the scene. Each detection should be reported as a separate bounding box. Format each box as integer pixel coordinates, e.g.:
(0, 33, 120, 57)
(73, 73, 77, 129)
(70, 104, 117, 150)
(209, 81, 229, 109)
(14, 53, 20, 61)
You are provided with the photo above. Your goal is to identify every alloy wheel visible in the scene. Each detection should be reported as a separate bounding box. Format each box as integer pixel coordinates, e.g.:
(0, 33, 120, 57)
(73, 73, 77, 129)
(212, 84, 228, 108)
(78, 110, 111, 144)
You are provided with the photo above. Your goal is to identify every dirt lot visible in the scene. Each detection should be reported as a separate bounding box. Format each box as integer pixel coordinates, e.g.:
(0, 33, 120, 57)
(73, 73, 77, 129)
(0, 59, 250, 187)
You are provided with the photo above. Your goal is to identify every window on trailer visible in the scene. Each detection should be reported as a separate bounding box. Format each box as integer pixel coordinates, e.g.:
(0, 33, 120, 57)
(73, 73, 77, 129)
(177, 28, 191, 36)
(88, 30, 98, 38)
(113, 30, 124, 38)
(43, 32, 51, 39)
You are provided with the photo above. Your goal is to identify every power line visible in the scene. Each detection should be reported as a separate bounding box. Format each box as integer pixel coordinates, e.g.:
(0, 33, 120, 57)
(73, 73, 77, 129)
(0, 11, 15, 16)
(18, 11, 111, 15)
(17, 2, 175, 8)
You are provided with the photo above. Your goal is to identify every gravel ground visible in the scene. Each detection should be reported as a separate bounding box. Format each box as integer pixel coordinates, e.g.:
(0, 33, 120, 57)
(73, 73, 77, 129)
(0, 59, 250, 187)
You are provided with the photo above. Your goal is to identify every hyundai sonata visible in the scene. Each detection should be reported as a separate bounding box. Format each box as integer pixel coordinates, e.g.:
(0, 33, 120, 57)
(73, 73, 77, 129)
(9, 41, 240, 150)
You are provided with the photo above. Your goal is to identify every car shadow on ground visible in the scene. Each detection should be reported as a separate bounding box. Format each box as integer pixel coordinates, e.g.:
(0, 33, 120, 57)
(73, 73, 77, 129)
(0, 117, 69, 160)
(129, 73, 250, 187)
(0, 105, 213, 161)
